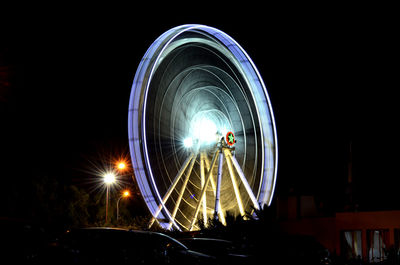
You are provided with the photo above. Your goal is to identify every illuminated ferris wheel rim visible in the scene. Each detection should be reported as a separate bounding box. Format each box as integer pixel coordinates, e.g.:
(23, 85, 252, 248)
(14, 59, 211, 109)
(128, 24, 278, 230)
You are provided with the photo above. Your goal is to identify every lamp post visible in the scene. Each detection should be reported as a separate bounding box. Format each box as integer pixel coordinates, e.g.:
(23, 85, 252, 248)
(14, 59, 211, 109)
(117, 190, 130, 221)
(103, 172, 116, 224)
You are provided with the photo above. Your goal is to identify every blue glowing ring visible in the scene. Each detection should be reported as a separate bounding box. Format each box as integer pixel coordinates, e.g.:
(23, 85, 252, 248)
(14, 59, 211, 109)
(128, 24, 278, 230)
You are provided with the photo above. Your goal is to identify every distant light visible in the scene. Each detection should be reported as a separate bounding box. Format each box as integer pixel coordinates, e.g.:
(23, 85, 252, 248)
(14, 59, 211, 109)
(183, 137, 193, 148)
(123, 190, 130, 197)
(103, 172, 116, 184)
(117, 162, 126, 170)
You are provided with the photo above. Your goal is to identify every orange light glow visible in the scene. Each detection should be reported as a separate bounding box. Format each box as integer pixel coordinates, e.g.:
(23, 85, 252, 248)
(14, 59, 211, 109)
(117, 162, 126, 170)
(123, 190, 130, 197)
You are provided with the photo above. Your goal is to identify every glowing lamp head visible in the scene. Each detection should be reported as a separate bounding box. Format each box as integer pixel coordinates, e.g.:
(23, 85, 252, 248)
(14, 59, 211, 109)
(123, 190, 130, 197)
(183, 137, 193, 148)
(117, 162, 126, 170)
(103, 172, 116, 184)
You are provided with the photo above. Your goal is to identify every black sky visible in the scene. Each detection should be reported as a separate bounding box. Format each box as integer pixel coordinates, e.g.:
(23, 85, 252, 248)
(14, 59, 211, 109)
(1, 5, 397, 212)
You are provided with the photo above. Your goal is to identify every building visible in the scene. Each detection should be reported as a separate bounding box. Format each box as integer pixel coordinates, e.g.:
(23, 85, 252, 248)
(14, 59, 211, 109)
(277, 195, 400, 263)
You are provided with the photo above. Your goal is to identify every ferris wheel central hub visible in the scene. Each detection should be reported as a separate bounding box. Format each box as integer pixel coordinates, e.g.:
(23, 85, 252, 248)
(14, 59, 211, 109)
(185, 111, 232, 149)
(190, 117, 217, 144)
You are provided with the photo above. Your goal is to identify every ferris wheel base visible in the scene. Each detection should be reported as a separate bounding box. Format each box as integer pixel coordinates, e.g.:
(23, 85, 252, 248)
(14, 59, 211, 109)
(148, 140, 262, 231)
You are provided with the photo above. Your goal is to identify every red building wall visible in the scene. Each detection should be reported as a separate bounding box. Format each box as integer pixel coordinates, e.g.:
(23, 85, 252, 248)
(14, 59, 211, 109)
(279, 210, 400, 261)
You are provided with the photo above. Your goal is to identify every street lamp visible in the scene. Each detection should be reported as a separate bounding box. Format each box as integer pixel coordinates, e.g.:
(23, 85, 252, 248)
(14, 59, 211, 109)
(117, 162, 126, 170)
(116, 160, 128, 171)
(117, 190, 130, 221)
(103, 172, 116, 223)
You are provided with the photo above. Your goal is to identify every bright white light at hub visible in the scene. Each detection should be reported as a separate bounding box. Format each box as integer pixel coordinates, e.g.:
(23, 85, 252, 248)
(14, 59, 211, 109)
(192, 118, 217, 145)
(183, 137, 193, 148)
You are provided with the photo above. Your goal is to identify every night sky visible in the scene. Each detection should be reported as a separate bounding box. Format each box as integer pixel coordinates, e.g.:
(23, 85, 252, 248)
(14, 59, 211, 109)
(1, 6, 397, 215)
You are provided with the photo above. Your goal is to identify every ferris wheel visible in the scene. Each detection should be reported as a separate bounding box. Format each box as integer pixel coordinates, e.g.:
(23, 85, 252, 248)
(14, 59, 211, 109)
(128, 24, 278, 231)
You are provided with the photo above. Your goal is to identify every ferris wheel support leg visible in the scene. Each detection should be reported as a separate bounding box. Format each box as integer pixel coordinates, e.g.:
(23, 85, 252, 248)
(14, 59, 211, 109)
(168, 151, 198, 229)
(214, 151, 224, 220)
(203, 152, 226, 225)
(227, 152, 260, 211)
(189, 149, 220, 231)
(223, 149, 245, 216)
(149, 153, 195, 228)
(200, 153, 207, 227)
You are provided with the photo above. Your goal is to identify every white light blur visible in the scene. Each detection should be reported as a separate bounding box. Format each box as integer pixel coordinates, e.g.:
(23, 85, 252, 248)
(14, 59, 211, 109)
(183, 137, 193, 148)
(191, 117, 217, 145)
(103, 172, 116, 184)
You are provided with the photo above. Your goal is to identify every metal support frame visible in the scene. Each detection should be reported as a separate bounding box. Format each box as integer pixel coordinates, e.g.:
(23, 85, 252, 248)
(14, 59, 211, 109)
(228, 152, 260, 210)
(203, 152, 226, 225)
(223, 148, 245, 216)
(149, 153, 195, 228)
(214, 151, 224, 219)
(189, 149, 220, 231)
(168, 152, 198, 229)
(200, 153, 207, 226)
(149, 137, 259, 231)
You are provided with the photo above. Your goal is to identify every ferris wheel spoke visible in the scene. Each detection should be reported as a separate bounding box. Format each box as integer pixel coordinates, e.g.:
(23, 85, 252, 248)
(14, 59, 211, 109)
(227, 151, 260, 210)
(203, 152, 226, 225)
(148, 153, 195, 228)
(168, 151, 198, 229)
(223, 149, 245, 216)
(189, 149, 220, 231)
